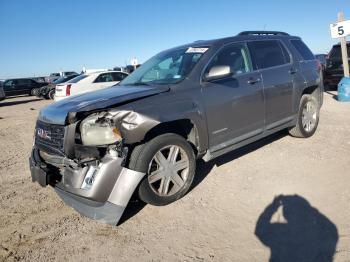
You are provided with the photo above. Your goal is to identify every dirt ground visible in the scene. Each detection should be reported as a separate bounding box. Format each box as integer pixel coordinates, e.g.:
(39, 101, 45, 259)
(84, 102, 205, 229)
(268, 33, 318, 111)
(0, 92, 349, 262)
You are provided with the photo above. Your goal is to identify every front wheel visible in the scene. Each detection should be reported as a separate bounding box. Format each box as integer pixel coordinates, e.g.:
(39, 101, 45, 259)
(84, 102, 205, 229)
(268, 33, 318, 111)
(128, 133, 196, 206)
(30, 88, 38, 96)
(289, 94, 320, 138)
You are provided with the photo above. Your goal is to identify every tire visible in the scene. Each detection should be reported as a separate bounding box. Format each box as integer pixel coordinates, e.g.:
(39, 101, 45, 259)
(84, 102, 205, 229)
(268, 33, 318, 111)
(48, 89, 55, 100)
(30, 88, 37, 96)
(289, 94, 320, 138)
(128, 133, 196, 206)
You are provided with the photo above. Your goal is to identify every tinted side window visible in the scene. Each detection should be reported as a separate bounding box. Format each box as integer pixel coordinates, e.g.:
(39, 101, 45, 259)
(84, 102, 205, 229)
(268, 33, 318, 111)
(279, 42, 291, 63)
(16, 79, 28, 85)
(249, 40, 287, 69)
(95, 73, 113, 83)
(205, 42, 252, 76)
(112, 72, 127, 81)
(290, 40, 315, 61)
(4, 80, 14, 87)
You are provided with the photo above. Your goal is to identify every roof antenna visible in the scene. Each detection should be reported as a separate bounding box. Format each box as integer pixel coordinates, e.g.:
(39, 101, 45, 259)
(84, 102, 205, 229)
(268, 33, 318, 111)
(263, 24, 267, 30)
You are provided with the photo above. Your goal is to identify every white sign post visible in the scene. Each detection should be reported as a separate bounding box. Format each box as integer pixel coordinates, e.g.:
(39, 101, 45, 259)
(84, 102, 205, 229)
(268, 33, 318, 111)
(131, 57, 138, 71)
(330, 12, 350, 77)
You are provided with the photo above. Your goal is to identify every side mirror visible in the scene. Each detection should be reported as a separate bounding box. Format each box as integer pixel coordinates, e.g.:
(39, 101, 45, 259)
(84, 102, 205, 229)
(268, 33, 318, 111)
(204, 65, 233, 82)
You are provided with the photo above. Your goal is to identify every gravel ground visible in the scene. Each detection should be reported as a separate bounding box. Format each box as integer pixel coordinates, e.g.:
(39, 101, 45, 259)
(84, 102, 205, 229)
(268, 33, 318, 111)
(0, 92, 349, 262)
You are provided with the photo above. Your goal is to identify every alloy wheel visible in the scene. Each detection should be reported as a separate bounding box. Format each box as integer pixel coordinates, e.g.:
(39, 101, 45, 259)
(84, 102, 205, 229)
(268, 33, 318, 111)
(302, 100, 317, 132)
(147, 145, 189, 196)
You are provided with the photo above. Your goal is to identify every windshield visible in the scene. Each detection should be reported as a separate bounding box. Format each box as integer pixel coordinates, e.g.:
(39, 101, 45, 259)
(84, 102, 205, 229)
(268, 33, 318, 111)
(53, 75, 77, 84)
(121, 46, 209, 85)
(53, 76, 68, 84)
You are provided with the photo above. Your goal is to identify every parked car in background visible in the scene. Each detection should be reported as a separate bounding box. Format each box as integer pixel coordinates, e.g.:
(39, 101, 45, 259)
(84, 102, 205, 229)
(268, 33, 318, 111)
(30, 31, 323, 225)
(48, 71, 78, 83)
(37, 74, 79, 100)
(32, 77, 47, 83)
(2, 78, 47, 96)
(0, 84, 5, 101)
(315, 54, 327, 69)
(324, 42, 350, 89)
(54, 71, 128, 101)
(122, 64, 141, 74)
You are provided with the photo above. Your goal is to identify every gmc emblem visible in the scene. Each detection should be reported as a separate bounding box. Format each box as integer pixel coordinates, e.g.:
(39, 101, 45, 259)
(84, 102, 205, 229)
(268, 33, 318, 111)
(37, 128, 51, 140)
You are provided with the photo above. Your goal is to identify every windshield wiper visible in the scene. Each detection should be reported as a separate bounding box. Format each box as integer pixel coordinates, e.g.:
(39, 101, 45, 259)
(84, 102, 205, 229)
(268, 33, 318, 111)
(124, 82, 151, 86)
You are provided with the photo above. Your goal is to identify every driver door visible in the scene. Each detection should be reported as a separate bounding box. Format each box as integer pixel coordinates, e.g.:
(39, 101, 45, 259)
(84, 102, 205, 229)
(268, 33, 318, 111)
(3, 80, 17, 96)
(201, 42, 265, 151)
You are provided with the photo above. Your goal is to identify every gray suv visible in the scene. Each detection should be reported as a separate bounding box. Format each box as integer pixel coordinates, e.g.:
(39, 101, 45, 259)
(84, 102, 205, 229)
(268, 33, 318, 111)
(29, 31, 323, 225)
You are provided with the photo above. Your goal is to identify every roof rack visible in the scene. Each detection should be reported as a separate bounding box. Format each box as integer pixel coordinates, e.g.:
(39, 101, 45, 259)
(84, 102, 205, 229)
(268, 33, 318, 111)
(238, 31, 290, 36)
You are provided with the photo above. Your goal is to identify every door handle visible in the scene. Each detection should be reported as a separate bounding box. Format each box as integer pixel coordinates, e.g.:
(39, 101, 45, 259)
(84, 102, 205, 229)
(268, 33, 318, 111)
(289, 68, 298, 75)
(247, 78, 261, 85)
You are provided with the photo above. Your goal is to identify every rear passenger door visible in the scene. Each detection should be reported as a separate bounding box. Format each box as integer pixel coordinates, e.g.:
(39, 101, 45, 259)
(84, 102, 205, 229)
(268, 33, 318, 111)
(248, 40, 295, 129)
(15, 79, 30, 94)
(289, 39, 319, 88)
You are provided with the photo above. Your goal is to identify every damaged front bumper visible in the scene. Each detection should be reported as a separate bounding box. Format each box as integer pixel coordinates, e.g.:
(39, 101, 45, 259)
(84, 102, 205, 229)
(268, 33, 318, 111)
(29, 147, 145, 225)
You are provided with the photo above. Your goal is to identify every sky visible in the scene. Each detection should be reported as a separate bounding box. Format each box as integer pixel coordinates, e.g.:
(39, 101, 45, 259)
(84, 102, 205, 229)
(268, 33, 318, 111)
(0, 0, 349, 79)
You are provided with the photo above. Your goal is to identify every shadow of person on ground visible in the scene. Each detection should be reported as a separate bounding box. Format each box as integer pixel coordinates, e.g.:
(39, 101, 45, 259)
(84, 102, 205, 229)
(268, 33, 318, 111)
(255, 195, 338, 262)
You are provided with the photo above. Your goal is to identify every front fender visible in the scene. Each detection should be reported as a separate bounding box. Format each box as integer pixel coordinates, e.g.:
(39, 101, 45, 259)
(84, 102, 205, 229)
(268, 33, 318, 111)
(108, 99, 208, 153)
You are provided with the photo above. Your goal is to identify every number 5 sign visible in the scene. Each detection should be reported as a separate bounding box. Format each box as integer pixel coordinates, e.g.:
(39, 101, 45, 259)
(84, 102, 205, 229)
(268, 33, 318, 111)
(330, 20, 350, 38)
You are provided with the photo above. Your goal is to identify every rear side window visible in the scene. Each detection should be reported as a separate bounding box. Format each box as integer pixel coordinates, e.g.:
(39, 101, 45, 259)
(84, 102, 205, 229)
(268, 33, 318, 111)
(17, 79, 31, 85)
(290, 40, 315, 61)
(279, 42, 291, 63)
(111, 72, 127, 81)
(249, 40, 288, 69)
(95, 73, 114, 83)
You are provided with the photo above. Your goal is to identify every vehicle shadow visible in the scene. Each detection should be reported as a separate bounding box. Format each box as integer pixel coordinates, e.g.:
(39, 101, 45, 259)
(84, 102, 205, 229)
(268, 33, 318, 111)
(119, 130, 288, 225)
(255, 195, 338, 262)
(324, 89, 338, 100)
(118, 199, 146, 226)
(0, 98, 42, 107)
(190, 129, 288, 192)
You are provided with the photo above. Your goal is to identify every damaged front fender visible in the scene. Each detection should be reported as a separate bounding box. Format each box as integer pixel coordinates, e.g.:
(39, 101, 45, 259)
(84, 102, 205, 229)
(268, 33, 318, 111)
(108, 110, 160, 144)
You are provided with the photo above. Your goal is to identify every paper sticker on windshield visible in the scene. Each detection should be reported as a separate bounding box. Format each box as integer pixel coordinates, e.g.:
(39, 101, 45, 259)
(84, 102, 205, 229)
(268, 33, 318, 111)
(186, 47, 209, 53)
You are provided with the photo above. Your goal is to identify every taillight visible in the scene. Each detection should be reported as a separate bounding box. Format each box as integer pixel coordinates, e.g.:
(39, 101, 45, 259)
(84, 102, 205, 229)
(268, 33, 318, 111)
(66, 84, 71, 96)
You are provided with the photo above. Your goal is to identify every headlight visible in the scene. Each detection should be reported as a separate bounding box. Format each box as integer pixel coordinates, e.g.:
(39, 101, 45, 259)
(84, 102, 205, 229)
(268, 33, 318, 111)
(80, 112, 122, 146)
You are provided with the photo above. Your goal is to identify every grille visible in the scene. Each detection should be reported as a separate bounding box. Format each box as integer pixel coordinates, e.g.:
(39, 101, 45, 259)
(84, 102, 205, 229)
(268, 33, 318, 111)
(35, 120, 65, 155)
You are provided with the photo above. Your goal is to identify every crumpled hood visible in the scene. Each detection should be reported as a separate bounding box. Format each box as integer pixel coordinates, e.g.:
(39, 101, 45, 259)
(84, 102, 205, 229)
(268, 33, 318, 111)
(38, 85, 169, 125)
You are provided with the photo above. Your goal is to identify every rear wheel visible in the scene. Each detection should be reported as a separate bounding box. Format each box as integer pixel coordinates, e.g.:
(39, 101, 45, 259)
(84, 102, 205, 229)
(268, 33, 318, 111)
(128, 133, 196, 206)
(48, 89, 55, 100)
(289, 94, 319, 138)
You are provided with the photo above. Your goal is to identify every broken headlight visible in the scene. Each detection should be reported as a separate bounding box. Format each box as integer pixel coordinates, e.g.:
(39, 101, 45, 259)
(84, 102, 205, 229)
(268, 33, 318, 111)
(80, 112, 122, 146)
